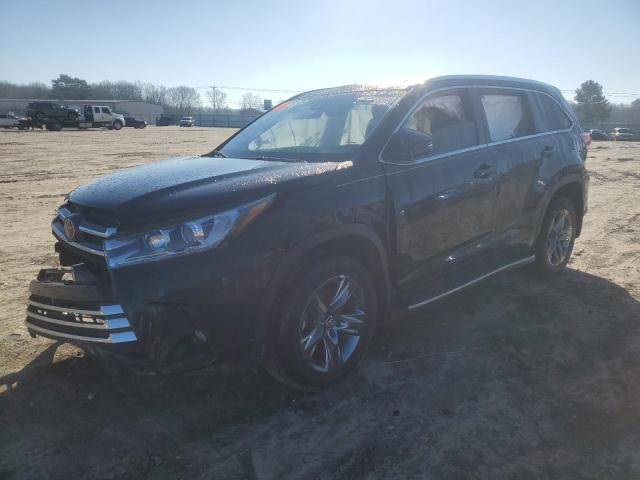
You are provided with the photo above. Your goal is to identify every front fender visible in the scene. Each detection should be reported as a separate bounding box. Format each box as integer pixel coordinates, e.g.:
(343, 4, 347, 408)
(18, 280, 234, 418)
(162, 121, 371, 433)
(256, 223, 390, 356)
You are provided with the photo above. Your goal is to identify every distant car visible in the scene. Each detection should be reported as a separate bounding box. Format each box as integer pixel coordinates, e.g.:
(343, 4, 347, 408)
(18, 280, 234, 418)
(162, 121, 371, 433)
(25, 102, 80, 121)
(589, 129, 609, 141)
(124, 116, 147, 129)
(156, 114, 178, 126)
(179, 116, 194, 127)
(0, 113, 28, 129)
(610, 127, 639, 141)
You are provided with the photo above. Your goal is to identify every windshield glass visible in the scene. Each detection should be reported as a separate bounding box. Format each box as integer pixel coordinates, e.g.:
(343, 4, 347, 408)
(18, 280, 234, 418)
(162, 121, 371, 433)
(219, 87, 405, 161)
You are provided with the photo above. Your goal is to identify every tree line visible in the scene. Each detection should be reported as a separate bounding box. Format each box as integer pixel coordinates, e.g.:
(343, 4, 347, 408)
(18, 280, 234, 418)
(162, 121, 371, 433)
(1, 75, 638, 121)
(0, 74, 257, 114)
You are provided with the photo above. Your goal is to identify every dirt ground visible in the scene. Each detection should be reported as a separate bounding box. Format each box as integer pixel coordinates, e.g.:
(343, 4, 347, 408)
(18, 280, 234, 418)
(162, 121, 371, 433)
(1, 127, 639, 479)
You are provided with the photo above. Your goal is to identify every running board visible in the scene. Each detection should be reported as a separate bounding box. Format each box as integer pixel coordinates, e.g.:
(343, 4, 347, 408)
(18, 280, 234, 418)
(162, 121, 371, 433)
(406, 255, 535, 311)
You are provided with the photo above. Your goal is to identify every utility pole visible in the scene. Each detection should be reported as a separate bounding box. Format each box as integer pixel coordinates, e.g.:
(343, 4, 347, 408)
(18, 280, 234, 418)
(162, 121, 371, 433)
(210, 85, 217, 111)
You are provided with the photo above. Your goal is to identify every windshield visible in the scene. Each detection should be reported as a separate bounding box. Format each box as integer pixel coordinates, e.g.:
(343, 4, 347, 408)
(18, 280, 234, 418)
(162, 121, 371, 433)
(219, 87, 405, 161)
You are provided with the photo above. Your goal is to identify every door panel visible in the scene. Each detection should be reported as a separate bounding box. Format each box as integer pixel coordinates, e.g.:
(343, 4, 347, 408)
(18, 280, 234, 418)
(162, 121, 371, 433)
(475, 89, 550, 255)
(381, 88, 497, 292)
(384, 149, 497, 288)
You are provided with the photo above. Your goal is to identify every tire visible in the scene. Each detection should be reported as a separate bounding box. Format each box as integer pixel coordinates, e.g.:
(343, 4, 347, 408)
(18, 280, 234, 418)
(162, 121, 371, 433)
(266, 256, 378, 390)
(532, 197, 577, 276)
(112, 120, 123, 130)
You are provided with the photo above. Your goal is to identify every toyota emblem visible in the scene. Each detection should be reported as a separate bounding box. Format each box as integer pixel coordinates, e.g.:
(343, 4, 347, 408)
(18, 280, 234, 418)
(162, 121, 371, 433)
(63, 217, 78, 241)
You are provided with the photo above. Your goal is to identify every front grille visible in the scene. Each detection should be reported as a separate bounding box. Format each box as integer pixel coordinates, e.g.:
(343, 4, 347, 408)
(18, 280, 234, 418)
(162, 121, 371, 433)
(25, 295, 137, 344)
(52, 203, 117, 259)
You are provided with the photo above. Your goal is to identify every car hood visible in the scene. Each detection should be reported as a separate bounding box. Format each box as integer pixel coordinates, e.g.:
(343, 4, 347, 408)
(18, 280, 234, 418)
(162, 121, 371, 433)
(69, 155, 347, 227)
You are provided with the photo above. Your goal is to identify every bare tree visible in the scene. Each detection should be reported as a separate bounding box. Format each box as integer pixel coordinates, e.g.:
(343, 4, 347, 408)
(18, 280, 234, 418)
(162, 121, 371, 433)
(241, 92, 262, 111)
(0, 81, 50, 98)
(166, 86, 201, 114)
(205, 87, 228, 112)
(141, 83, 168, 105)
(90, 81, 143, 100)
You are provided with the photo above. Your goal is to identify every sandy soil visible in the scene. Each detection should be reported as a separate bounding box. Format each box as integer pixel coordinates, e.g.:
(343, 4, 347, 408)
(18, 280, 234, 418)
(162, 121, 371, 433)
(1, 127, 639, 479)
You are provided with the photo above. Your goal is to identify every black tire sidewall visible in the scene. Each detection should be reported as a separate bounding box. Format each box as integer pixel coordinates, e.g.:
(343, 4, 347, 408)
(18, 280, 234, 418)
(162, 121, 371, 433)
(274, 256, 377, 389)
(534, 197, 577, 275)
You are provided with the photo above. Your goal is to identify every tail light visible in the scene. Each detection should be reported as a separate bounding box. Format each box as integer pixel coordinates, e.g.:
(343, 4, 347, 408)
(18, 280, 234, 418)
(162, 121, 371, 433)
(581, 132, 592, 147)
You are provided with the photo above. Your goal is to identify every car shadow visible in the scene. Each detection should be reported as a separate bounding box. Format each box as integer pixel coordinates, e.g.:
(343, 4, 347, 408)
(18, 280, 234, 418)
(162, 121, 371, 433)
(1, 267, 639, 479)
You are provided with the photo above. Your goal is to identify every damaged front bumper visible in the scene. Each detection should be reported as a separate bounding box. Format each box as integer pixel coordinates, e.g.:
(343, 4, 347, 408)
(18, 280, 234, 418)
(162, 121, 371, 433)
(26, 266, 139, 350)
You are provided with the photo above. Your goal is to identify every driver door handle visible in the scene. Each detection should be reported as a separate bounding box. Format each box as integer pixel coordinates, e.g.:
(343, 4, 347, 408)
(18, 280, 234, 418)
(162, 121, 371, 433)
(473, 164, 495, 179)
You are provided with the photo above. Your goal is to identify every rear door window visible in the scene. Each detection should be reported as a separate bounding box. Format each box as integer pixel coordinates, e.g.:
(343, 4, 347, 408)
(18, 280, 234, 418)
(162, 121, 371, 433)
(480, 92, 536, 142)
(536, 93, 572, 131)
(402, 91, 479, 156)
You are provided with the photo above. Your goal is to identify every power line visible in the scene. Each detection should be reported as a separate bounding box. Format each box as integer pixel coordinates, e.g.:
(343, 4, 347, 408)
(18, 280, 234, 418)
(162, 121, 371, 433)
(196, 85, 302, 94)
(560, 89, 639, 97)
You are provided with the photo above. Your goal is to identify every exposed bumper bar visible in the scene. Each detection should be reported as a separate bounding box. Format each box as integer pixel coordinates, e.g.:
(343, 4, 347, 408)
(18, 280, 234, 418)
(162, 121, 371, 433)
(25, 322, 138, 344)
(25, 266, 138, 346)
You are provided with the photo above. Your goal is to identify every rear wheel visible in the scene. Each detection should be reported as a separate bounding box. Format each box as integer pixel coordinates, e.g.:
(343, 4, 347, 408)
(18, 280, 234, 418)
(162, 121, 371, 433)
(267, 256, 377, 390)
(532, 197, 577, 276)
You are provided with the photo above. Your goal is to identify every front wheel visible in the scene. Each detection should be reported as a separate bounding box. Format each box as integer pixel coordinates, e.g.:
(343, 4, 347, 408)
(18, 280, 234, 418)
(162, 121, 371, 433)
(112, 120, 123, 130)
(267, 257, 377, 390)
(532, 197, 577, 276)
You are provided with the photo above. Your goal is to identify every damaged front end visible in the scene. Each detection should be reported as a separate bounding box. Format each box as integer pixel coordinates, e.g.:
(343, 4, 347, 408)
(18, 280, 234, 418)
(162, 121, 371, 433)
(26, 266, 138, 348)
(26, 194, 277, 374)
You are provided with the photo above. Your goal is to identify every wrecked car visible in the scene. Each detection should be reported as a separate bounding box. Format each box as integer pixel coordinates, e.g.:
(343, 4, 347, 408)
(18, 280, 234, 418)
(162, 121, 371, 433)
(26, 75, 589, 389)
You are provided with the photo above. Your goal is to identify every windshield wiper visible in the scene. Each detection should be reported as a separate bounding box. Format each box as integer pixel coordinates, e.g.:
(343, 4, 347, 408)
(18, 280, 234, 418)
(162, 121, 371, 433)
(241, 155, 306, 163)
(206, 150, 227, 158)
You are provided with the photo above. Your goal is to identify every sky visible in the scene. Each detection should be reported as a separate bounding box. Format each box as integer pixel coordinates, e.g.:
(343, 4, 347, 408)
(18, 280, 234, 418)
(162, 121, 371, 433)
(2, 0, 639, 107)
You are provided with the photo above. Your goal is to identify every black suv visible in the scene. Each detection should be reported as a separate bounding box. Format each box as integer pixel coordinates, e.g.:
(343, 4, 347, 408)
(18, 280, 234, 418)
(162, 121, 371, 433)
(25, 75, 589, 389)
(25, 101, 80, 120)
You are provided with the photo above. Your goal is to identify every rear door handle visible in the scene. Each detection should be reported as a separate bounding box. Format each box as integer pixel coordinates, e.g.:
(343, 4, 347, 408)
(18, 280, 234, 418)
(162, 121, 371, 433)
(473, 164, 495, 179)
(542, 145, 555, 157)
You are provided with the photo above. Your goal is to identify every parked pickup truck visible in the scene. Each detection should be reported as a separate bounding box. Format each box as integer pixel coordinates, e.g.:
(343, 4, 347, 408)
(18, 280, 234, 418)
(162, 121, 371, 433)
(83, 105, 125, 130)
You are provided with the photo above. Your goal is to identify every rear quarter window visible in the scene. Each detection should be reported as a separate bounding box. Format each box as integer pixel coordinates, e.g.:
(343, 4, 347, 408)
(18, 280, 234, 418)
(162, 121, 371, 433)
(536, 93, 572, 132)
(480, 92, 536, 142)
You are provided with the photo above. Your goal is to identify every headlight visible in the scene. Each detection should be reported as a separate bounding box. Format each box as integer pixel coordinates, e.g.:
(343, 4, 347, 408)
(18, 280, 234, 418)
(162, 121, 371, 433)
(104, 194, 275, 268)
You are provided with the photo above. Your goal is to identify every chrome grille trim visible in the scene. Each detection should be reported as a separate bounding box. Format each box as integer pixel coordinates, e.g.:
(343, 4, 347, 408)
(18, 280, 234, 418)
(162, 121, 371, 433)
(79, 224, 117, 238)
(25, 323, 138, 344)
(26, 296, 138, 344)
(27, 311, 118, 330)
(53, 204, 118, 257)
(28, 299, 123, 316)
(52, 220, 105, 256)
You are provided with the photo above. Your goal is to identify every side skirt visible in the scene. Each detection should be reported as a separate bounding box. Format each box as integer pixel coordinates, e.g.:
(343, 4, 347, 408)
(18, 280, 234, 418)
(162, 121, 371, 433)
(403, 255, 535, 313)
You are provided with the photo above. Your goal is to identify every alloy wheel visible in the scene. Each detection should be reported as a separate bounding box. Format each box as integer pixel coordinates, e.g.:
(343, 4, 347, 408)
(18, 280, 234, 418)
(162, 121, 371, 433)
(546, 208, 573, 266)
(298, 275, 365, 373)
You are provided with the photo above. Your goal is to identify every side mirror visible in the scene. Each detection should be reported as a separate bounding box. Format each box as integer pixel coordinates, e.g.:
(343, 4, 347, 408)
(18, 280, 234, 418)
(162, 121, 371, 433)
(384, 128, 434, 162)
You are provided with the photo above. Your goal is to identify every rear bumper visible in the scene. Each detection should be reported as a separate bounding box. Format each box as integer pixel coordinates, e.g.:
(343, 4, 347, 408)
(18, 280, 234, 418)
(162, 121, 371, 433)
(26, 267, 139, 351)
